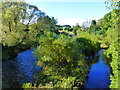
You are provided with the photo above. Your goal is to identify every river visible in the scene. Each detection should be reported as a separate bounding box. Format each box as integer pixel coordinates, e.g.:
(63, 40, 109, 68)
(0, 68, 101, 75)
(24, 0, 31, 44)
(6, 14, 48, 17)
(84, 49, 111, 88)
(2, 49, 41, 88)
(2, 49, 111, 88)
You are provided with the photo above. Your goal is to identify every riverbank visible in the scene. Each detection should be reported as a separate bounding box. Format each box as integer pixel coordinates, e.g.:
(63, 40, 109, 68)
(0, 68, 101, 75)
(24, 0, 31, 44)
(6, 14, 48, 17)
(2, 44, 35, 60)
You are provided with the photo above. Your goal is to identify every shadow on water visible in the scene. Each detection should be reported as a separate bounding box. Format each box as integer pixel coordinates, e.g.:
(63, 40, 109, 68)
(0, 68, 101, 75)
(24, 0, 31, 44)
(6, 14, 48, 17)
(84, 49, 111, 89)
(2, 49, 41, 88)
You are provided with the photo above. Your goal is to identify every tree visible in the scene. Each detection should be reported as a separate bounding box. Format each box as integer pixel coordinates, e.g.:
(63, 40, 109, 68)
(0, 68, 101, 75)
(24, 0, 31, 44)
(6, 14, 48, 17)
(91, 20, 96, 25)
(104, 0, 120, 88)
(72, 23, 81, 35)
(36, 16, 57, 32)
(1, 2, 46, 47)
(27, 31, 97, 88)
(1, 2, 56, 59)
(81, 23, 86, 31)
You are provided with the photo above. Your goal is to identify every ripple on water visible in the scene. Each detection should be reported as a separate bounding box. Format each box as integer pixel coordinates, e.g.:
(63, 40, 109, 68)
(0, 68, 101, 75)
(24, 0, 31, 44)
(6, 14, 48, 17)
(2, 49, 41, 88)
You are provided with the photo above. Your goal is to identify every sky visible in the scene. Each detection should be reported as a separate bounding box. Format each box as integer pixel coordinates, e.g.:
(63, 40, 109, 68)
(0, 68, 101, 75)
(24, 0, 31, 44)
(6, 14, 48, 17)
(25, 0, 111, 26)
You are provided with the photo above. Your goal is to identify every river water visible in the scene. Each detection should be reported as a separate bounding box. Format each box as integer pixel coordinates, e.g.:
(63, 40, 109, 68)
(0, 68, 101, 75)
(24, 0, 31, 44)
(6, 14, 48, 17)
(2, 49, 111, 88)
(2, 49, 41, 88)
(84, 49, 111, 88)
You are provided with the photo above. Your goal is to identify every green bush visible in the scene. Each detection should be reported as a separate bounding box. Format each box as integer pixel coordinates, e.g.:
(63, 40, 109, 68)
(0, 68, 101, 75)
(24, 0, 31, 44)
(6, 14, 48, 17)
(22, 31, 100, 88)
(33, 31, 90, 88)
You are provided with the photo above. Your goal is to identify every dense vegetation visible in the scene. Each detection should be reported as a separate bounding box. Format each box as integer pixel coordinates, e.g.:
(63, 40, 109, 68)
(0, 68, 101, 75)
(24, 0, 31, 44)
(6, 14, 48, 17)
(31, 31, 99, 88)
(1, 2, 57, 59)
(103, 1, 120, 88)
(1, 0, 119, 89)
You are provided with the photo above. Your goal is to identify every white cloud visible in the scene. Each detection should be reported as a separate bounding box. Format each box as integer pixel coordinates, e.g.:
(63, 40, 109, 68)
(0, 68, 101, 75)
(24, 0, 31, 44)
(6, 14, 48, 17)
(57, 18, 84, 26)
(57, 17, 100, 26)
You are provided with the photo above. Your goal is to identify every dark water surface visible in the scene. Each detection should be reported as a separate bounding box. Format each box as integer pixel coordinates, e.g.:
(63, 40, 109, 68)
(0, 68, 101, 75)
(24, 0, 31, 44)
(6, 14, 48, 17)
(2, 49, 111, 88)
(2, 49, 41, 88)
(84, 49, 111, 88)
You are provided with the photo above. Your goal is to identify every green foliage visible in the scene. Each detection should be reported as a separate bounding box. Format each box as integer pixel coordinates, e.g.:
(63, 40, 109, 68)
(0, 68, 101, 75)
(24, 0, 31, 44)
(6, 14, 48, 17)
(22, 83, 33, 88)
(73, 24, 81, 31)
(76, 38, 98, 56)
(21, 31, 100, 89)
(1, 2, 57, 47)
(88, 25, 101, 35)
(77, 31, 101, 45)
(34, 16, 58, 33)
(88, 9, 119, 36)
(77, 31, 100, 57)
(104, 19, 120, 88)
(31, 31, 97, 88)
(1, 2, 36, 46)
(106, 25, 119, 89)
(103, 1, 120, 88)
(1, 2, 58, 59)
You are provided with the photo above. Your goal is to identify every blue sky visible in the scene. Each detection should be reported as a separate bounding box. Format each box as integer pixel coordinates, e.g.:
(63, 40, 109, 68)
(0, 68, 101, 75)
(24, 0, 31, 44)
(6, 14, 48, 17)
(25, 1, 111, 26)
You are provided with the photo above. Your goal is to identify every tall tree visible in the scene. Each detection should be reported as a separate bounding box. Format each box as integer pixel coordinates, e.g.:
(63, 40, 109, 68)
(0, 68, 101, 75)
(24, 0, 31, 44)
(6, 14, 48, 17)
(1, 2, 45, 47)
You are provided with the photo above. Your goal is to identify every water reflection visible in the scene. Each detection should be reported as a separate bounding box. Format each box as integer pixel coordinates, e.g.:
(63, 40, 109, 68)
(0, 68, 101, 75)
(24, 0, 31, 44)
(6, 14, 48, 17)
(2, 49, 111, 88)
(2, 49, 41, 88)
(84, 49, 111, 88)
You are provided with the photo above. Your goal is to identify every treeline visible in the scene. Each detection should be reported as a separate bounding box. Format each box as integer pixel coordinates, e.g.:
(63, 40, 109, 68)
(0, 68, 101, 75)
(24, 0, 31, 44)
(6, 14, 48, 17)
(1, 2, 58, 59)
